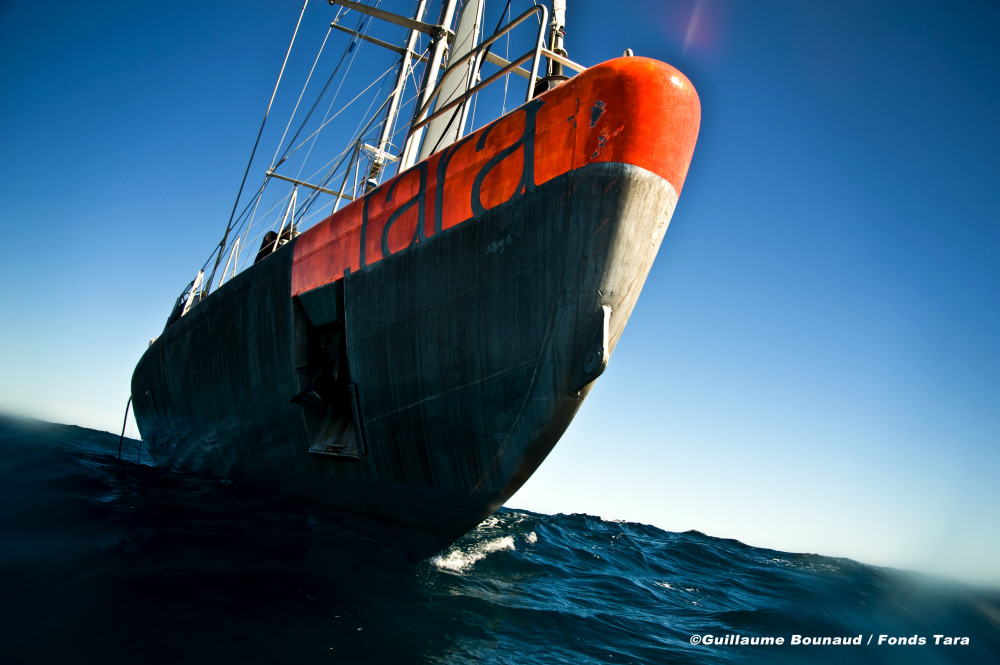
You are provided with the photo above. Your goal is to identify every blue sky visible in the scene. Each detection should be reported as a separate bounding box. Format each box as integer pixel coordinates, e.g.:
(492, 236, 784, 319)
(2, 0, 998, 586)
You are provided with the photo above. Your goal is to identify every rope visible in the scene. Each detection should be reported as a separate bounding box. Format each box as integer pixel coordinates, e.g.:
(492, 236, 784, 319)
(117, 396, 132, 460)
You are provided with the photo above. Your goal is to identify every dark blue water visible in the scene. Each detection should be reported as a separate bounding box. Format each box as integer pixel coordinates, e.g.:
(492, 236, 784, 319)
(1, 415, 997, 665)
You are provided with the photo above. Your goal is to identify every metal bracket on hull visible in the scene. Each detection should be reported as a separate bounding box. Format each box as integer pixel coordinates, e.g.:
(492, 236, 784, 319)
(573, 305, 611, 393)
(306, 383, 366, 460)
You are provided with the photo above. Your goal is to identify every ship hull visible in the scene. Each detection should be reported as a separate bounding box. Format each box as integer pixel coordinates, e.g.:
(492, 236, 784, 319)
(130, 58, 700, 560)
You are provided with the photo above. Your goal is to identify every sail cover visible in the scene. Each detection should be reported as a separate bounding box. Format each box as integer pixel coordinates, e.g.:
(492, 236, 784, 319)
(552, 0, 566, 29)
(417, 0, 486, 161)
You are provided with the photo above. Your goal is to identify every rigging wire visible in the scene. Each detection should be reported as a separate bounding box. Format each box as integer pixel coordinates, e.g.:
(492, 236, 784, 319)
(278, 60, 397, 171)
(209, 0, 543, 284)
(269, 25, 333, 171)
(502, 0, 512, 114)
(294, 8, 388, 183)
(274, 3, 382, 171)
(227, 3, 390, 279)
(294, 84, 401, 225)
(206, 0, 310, 296)
(247, 60, 401, 235)
(231, 58, 402, 272)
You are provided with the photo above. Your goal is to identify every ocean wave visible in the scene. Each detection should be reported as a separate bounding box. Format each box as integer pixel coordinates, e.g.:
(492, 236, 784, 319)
(2, 416, 999, 665)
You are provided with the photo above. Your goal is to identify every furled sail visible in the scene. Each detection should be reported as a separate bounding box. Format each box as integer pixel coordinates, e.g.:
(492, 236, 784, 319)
(416, 0, 486, 161)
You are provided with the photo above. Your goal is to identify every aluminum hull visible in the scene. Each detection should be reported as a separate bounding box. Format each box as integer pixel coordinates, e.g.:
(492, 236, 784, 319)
(130, 58, 700, 559)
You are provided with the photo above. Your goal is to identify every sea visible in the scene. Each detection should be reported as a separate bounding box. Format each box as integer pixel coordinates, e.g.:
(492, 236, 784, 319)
(1, 414, 997, 665)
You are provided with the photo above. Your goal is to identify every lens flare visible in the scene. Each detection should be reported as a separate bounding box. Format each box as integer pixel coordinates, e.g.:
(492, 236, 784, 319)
(683, 0, 704, 53)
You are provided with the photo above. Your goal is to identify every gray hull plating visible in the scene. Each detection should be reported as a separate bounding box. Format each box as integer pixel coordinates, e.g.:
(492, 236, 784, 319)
(131, 161, 678, 559)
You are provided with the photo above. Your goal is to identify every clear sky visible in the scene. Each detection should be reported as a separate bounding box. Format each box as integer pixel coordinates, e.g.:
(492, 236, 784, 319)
(2, 0, 998, 587)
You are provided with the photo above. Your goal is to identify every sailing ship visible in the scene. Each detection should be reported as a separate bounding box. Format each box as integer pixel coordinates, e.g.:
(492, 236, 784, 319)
(130, 0, 700, 560)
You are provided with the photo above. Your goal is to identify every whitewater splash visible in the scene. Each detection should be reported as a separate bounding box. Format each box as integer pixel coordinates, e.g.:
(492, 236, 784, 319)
(429, 512, 541, 572)
(430, 535, 517, 572)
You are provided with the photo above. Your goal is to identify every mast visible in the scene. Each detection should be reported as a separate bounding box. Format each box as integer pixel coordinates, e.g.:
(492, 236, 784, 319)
(543, 0, 568, 90)
(367, 0, 431, 186)
(399, 0, 461, 170)
(334, 0, 574, 173)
